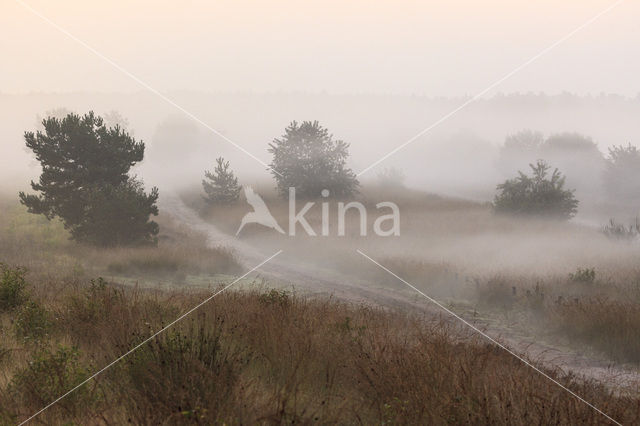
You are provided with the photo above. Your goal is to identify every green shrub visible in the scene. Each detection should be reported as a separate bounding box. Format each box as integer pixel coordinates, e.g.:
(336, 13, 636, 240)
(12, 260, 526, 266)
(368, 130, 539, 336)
(9, 345, 93, 415)
(66, 278, 123, 325)
(14, 301, 53, 343)
(493, 160, 578, 220)
(0, 264, 29, 311)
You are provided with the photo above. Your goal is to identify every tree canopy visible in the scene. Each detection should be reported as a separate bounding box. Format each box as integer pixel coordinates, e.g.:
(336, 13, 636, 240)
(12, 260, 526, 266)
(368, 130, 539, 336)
(268, 121, 359, 198)
(19, 111, 159, 246)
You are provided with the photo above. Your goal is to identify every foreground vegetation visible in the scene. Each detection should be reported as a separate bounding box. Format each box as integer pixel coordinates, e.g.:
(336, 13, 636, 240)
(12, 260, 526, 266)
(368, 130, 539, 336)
(0, 270, 638, 424)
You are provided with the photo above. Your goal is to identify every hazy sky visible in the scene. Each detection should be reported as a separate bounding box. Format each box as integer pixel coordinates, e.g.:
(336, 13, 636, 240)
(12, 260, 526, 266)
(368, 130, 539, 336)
(1, 0, 638, 96)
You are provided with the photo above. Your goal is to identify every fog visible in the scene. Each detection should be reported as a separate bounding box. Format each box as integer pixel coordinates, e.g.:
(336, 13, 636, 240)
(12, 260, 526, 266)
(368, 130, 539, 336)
(4, 3, 640, 411)
(3, 0, 639, 217)
(2, 92, 640, 221)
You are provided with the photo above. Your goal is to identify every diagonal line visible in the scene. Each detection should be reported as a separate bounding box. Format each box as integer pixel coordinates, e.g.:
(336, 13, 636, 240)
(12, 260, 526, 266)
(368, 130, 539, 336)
(356, 249, 621, 426)
(19, 250, 283, 425)
(356, 0, 626, 177)
(14, 0, 282, 177)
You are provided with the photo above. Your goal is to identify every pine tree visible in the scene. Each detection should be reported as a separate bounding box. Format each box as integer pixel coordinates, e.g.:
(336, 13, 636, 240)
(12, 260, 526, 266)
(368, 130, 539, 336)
(202, 157, 241, 204)
(19, 111, 159, 246)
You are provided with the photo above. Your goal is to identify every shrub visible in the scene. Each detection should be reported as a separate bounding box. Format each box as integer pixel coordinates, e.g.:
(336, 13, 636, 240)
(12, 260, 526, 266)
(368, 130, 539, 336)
(0, 264, 29, 311)
(493, 160, 578, 219)
(14, 301, 53, 343)
(65, 278, 123, 326)
(9, 345, 93, 415)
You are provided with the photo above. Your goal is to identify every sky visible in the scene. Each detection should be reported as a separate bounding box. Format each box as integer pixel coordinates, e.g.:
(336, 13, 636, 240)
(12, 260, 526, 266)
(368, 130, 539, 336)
(1, 0, 638, 96)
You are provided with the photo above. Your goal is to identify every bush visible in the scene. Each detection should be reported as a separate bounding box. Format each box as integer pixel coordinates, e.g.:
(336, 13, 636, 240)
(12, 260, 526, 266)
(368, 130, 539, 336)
(493, 160, 578, 219)
(65, 278, 123, 326)
(14, 301, 53, 343)
(0, 264, 29, 311)
(9, 345, 93, 415)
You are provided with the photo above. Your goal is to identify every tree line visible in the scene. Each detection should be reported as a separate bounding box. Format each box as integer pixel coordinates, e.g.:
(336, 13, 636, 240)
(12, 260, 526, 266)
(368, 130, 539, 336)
(19, 111, 640, 247)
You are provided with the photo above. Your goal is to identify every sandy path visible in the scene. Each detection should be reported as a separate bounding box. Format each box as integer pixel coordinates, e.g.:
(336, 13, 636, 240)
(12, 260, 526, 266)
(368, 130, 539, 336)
(161, 194, 640, 395)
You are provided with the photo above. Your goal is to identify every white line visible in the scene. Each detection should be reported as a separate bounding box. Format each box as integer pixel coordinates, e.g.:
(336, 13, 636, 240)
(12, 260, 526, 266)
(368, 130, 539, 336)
(19, 250, 283, 425)
(356, 0, 625, 177)
(14, 0, 281, 177)
(356, 249, 621, 425)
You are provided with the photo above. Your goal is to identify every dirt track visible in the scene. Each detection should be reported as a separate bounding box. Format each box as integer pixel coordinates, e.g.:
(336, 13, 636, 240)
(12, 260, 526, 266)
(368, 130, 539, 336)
(161, 193, 640, 395)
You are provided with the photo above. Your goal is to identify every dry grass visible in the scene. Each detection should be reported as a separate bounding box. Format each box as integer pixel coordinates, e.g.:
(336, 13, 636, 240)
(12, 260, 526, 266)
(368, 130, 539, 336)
(350, 249, 640, 367)
(461, 270, 640, 365)
(0, 198, 242, 284)
(0, 273, 638, 425)
(551, 298, 640, 364)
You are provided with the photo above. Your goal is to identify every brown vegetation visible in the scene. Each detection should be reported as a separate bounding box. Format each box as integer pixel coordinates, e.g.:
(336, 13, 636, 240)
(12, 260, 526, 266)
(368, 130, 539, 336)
(0, 274, 637, 424)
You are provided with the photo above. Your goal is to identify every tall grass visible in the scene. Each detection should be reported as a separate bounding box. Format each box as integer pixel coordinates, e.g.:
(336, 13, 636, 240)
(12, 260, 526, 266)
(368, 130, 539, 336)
(0, 274, 637, 424)
(470, 269, 640, 365)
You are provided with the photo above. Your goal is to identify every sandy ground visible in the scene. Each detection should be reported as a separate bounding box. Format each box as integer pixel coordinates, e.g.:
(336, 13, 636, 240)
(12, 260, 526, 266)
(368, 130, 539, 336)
(161, 193, 640, 395)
